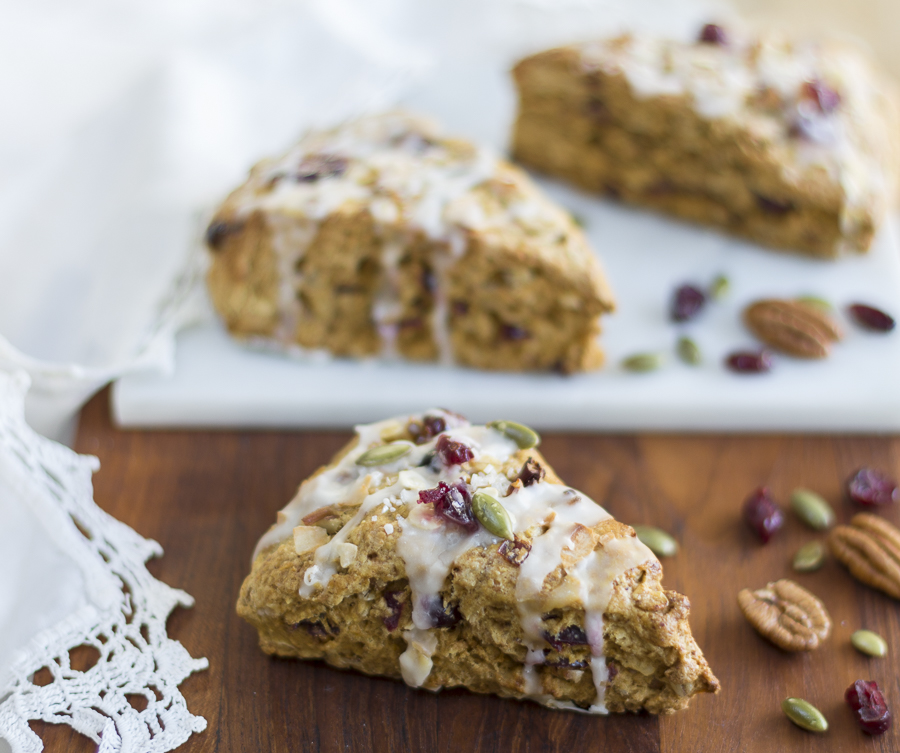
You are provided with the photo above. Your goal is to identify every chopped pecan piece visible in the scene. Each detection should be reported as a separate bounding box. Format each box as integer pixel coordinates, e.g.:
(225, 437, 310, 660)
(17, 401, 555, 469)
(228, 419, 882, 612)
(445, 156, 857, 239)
(828, 514, 900, 599)
(737, 579, 831, 651)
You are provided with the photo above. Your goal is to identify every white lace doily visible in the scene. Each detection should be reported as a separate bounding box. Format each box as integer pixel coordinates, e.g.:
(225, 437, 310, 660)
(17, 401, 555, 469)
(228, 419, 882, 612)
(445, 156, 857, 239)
(0, 371, 208, 753)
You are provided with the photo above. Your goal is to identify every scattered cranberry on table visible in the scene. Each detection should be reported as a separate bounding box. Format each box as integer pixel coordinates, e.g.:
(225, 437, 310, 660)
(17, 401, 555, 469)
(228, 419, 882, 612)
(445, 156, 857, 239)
(726, 350, 773, 374)
(743, 487, 784, 543)
(846, 680, 892, 735)
(848, 303, 896, 332)
(671, 284, 707, 322)
(846, 468, 898, 507)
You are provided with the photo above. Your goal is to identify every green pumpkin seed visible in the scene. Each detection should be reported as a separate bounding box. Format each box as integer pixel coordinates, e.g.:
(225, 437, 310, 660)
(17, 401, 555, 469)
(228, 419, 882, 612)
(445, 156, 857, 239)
(676, 336, 702, 366)
(472, 492, 515, 540)
(790, 488, 835, 531)
(632, 525, 678, 558)
(792, 541, 826, 573)
(851, 629, 888, 658)
(796, 295, 833, 313)
(781, 697, 828, 732)
(622, 352, 664, 373)
(487, 420, 540, 450)
(355, 441, 413, 467)
(709, 274, 730, 300)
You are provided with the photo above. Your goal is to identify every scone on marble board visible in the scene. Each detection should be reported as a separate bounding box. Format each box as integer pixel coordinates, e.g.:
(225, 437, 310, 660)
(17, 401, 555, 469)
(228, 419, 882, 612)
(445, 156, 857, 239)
(511, 22, 900, 258)
(205, 112, 614, 373)
(236, 409, 719, 714)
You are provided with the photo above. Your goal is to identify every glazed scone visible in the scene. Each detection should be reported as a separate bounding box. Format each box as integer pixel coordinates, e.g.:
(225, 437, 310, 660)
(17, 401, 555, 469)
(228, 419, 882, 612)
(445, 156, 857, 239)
(205, 112, 614, 373)
(511, 23, 900, 258)
(237, 410, 719, 714)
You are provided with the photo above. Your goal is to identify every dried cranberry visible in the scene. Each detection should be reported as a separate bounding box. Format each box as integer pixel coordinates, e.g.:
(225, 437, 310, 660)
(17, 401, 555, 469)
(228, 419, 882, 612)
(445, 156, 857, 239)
(498, 537, 531, 566)
(451, 300, 469, 316)
(742, 487, 784, 543)
(607, 662, 619, 681)
(408, 414, 447, 445)
(698, 23, 728, 45)
(848, 303, 896, 332)
(846, 680, 892, 735)
(755, 194, 794, 215)
(435, 434, 474, 467)
(726, 350, 773, 374)
(205, 220, 240, 251)
(422, 596, 461, 628)
(296, 153, 348, 182)
(800, 80, 841, 114)
(671, 284, 707, 322)
(543, 625, 589, 651)
(418, 481, 478, 531)
(847, 468, 898, 507)
(382, 591, 404, 632)
(501, 324, 531, 341)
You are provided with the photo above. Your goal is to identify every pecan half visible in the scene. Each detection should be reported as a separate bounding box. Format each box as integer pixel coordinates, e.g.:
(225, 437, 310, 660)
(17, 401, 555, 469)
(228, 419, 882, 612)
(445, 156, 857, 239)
(737, 578, 831, 651)
(743, 298, 842, 358)
(828, 513, 900, 599)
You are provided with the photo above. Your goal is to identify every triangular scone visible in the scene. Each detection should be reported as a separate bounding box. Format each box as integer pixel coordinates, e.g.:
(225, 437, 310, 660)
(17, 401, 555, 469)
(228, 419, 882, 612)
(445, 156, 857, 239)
(237, 410, 719, 714)
(205, 112, 614, 373)
(512, 25, 900, 258)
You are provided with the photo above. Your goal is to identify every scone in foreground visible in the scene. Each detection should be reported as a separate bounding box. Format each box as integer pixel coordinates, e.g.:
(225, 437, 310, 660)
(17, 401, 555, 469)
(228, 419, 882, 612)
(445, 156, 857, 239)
(237, 410, 719, 714)
(206, 112, 614, 373)
(512, 24, 900, 258)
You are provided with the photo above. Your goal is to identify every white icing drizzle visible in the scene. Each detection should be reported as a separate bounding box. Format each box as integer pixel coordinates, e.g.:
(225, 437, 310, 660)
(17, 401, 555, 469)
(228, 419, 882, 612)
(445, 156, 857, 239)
(577, 30, 894, 244)
(250, 409, 656, 711)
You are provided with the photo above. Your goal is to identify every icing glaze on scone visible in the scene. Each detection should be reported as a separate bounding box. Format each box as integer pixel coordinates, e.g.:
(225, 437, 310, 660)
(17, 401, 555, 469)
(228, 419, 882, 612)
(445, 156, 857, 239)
(215, 113, 604, 364)
(252, 409, 655, 713)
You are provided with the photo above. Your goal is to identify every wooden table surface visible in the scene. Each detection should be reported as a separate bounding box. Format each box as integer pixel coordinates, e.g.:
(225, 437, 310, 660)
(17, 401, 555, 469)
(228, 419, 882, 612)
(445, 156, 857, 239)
(34, 389, 900, 752)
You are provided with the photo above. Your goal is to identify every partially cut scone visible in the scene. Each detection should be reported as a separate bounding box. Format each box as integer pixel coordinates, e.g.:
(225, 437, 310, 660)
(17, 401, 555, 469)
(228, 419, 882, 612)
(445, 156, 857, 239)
(237, 410, 719, 714)
(205, 112, 614, 373)
(511, 24, 900, 258)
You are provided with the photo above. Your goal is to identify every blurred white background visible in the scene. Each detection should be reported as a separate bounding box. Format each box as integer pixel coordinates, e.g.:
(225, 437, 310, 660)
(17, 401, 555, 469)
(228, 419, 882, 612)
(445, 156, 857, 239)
(0, 0, 896, 442)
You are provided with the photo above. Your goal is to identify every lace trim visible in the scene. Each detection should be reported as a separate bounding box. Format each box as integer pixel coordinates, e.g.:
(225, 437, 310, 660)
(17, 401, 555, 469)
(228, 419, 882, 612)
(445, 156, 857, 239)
(0, 371, 208, 753)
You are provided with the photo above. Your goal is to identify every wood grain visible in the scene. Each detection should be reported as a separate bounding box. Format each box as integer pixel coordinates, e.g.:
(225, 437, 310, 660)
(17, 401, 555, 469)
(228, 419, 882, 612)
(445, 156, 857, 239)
(32, 390, 900, 752)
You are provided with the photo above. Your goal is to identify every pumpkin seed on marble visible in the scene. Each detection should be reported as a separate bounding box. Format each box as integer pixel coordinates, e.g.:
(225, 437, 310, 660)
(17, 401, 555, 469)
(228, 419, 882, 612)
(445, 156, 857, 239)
(781, 697, 828, 732)
(632, 525, 678, 558)
(792, 541, 826, 573)
(472, 492, 515, 540)
(676, 336, 702, 365)
(487, 420, 540, 450)
(851, 629, 888, 658)
(355, 441, 413, 467)
(622, 352, 664, 373)
(709, 274, 730, 300)
(790, 489, 835, 531)
(796, 295, 833, 313)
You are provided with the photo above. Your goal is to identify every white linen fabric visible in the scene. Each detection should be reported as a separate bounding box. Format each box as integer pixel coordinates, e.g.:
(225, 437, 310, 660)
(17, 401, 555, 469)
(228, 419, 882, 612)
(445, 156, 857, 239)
(0, 371, 208, 753)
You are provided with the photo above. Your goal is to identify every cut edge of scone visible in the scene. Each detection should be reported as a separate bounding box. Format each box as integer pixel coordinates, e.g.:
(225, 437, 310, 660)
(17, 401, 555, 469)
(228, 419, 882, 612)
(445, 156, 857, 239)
(205, 111, 614, 374)
(236, 409, 719, 714)
(510, 24, 900, 258)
